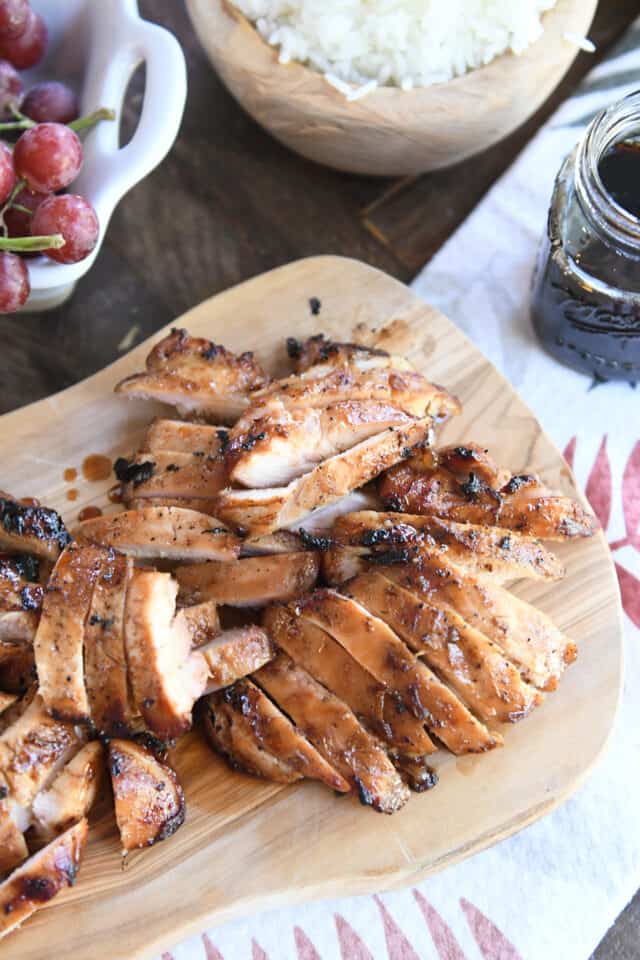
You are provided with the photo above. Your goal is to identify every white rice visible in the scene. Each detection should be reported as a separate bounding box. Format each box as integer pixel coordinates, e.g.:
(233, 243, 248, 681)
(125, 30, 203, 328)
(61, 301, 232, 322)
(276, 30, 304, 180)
(231, 0, 560, 93)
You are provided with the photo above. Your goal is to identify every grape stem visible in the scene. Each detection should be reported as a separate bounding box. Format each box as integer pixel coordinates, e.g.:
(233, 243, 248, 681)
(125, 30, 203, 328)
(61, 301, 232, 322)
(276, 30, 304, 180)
(0, 178, 26, 237)
(0, 234, 65, 252)
(0, 106, 116, 134)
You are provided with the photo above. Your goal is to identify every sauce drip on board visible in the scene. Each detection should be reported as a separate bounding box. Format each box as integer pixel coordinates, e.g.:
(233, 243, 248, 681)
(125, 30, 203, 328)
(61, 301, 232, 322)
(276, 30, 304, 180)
(66, 488, 79, 502)
(82, 454, 112, 482)
(63, 467, 77, 482)
(77, 505, 102, 522)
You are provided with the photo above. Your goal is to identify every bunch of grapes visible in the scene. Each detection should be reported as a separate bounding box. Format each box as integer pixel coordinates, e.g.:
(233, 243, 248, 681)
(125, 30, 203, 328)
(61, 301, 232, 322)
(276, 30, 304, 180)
(0, 0, 114, 313)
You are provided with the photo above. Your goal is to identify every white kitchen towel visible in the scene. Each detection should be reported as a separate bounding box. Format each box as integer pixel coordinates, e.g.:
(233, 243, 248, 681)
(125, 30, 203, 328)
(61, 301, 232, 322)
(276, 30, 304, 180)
(162, 23, 640, 960)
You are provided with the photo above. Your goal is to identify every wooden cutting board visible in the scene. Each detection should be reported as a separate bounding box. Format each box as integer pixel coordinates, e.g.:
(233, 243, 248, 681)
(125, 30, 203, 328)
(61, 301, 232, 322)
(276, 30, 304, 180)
(2, 257, 623, 960)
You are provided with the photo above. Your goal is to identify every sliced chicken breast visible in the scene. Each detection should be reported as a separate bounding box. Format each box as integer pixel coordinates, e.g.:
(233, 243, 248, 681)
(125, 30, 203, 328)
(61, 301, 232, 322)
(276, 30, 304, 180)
(297, 590, 500, 754)
(31, 741, 104, 842)
(115, 328, 268, 423)
(176, 552, 320, 607)
(380, 446, 596, 540)
(227, 399, 418, 488)
(127, 496, 221, 515)
(262, 604, 435, 759)
(286, 334, 414, 374)
(331, 511, 565, 582)
(0, 611, 38, 644)
(124, 570, 208, 739)
(201, 680, 349, 791)
(254, 652, 410, 813)
(0, 495, 70, 562)
(84, 551, 137, 737)
(0, 692, 16, 716)
(0, 819, 87, 940)
(252, 365, 460, 420)
(216, 418, 434, 538)
(76, 506, 241, 563)
(239, 530, 304, 556)
(34, 545, 106, 722)
(175, 599, 221, 647)
(116, 451, 226, 505)
(199, 626, 274, 690)
(346, 572, 543, 724)
(109, 739, 184, 851)
(0, 553, 44, 613)
(0, 639, 35, 693)
(141, 418, 228, 456)
(0, 695, 83, 826)
(0, 795, 28, 875)
(382, 555, 576, 691)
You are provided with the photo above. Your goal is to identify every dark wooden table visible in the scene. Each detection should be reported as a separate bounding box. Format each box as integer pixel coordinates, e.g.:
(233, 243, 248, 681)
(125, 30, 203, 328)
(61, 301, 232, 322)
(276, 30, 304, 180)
(2, 1, 639, 954)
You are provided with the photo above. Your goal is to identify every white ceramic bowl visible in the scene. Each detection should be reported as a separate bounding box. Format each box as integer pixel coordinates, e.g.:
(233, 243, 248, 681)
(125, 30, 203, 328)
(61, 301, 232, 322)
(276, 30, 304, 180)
(19, 0, 187, 310)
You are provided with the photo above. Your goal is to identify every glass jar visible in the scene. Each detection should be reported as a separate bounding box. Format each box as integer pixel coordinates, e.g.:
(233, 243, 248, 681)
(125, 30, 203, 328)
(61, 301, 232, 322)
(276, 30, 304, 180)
(531, 90, 640, 383)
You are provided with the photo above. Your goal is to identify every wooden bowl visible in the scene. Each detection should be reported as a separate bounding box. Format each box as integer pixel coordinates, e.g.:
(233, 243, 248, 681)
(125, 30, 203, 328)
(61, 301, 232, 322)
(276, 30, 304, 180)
(186, 0, 598, 176)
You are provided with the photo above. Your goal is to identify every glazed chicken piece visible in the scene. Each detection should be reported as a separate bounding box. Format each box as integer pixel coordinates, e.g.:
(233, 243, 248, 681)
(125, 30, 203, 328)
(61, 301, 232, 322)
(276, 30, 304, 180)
(346, 572, 543, 724)
(127, 496, 221, 515)
(76, 506, 241, 563)
(34, 545, 106, 722)
(199, 626, 274, 691)
(0, 684, 36, 735)
(201, 680, 350, 791)
(381, 555, 576, 691)
(0, 692, 16, 716)
(0, 494, 70, 561)
(0, 792, 28, 875)
(176, 552, 320, 607)
(141, 418, 229, 456)
(226, 398, 419, 488)
(0, 609, 37, 643)
(0, 819, 87, 940)
(380, 444, 596, 540)
(0, 695, 84, 837)
(262, 604, 436, 765)
(0, 553, 44, 612)
(116, 451, 227, 506)
(216, 418, 433, 538)
(330, 511, 565, 583)
(0, 637, 35, 692)
(253, 652, 410, 813)
(115, 328, 268, 423)
(109, 739, 184, 852)
(175, 599, 221, 647)
(124, 570, 208, 739)
(252, 364, 460, 421)
(84, 551, 137, 737)
(286, 334, 414, 374)
(297, 591, 499, 755)
(240, 530, 305, 556)
(31, 741, 104, 842)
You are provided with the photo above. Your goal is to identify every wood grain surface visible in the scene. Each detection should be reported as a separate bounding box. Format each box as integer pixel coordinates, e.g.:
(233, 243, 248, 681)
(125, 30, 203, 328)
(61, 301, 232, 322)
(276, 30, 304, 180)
(1, 257, 623, 960)
(186, 0, 598, 176)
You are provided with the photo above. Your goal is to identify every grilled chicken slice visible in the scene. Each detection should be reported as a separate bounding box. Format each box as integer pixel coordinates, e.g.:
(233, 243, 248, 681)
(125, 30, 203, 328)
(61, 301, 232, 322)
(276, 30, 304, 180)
(380, 445, 596, 540)
(254, 652, 410, 813)
(127, 496, 221, 515)
(216, 418, 433, 538)
(115, 328, 268, 423)
(0, 692, 16, 715)
(0, 695, 83, 831)
(116, 451, 227, 505)
(227, 399, 418, 488)
(286, 334, 414, 374)
(382, 555, 576, 691)
(176, 552, 320, 607)
(176, 599, 221, 647)
(141, 418, 228, 456)
(34, 545, 107, 722)
(298, 591, 500, 754)
(76, 506, 241, 563)
(0, 819, 87, 940)
(31, 741, 104, 842)
(124, 570, 208, 739)
(330, 511, 565, 583)
(252, 365, 460, 420)
(262, 604, 435, 760)
(199, 626, 274, 691)
(0, 637, 35, 692)
(0, 553, 44, 613)
(0, 495, 70, 561)
(109, 739, 184, 851)
(84, 551, 137, 737)
(346, 572, 543, 724)
(0, 611, 38, 643)
(201, 680, 349, 791)
(239, 530, 304, 556)
(0, 794, 28, 875)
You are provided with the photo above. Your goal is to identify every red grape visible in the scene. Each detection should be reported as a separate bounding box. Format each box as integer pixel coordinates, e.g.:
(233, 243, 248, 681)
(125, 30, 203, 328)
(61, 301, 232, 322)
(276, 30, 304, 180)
(0, 9, 47, 69)
(0, 0, 29, 39)
(4, 185, 47, 237)
(22, 81, 80, 125)
(31, 194, 99, 264)
(13, 123, 82, 193)
(0, 141, 15, 203)
(0, 251, 28, 312)
(0, 58, 21, 119)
